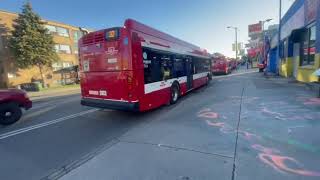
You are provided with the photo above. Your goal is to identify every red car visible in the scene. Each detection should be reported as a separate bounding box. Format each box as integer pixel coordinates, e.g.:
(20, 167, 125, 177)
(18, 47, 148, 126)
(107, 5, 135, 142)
(212, 57, 231, 75)
(0, 89, 32, 125)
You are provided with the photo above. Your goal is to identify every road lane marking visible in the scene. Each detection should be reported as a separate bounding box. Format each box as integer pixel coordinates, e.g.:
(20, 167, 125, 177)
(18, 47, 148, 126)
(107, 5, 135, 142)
(0, 109, 98, 140)
(32, 96, 80, 110)
(22, 106, 57, 120)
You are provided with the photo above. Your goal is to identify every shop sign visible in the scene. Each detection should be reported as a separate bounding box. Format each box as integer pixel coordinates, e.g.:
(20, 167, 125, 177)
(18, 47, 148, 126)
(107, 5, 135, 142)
(248, 23, 262, 36)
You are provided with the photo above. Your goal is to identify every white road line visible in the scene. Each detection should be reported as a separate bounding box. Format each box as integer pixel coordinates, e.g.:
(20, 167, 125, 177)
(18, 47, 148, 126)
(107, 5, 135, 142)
(0, 109, 98, 140)
(21, 106, 57, 120)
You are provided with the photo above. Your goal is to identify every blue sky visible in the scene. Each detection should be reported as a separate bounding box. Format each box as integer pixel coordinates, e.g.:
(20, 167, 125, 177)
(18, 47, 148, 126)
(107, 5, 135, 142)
(0, 0, 294, 57)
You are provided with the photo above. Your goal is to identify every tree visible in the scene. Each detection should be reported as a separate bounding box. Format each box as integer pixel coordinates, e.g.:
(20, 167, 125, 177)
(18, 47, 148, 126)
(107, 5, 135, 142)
(9, 2, 58, 87)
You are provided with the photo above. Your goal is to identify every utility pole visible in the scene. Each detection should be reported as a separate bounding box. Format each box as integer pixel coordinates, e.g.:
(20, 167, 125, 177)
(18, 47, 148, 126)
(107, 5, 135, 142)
(260, 19, 273, 70)
(227, 26, 238, 60)
(277, 0, 282, 75)
(235, 27, 238, 60)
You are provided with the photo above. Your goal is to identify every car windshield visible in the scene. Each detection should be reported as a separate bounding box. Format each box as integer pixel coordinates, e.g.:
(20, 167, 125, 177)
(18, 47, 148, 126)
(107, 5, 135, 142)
(1, 1, 320, 180)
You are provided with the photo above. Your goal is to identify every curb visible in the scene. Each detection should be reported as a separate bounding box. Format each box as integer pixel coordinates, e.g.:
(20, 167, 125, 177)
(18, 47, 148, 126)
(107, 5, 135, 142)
(41, 139, 119, 180)
(30, 90, 81, 102)
(263, 74, 320, 97)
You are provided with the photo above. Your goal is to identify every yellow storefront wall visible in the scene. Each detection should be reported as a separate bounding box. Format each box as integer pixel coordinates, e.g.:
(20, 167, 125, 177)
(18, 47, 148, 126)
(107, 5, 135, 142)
(279, 54, 319, 82)
(279, 57, 293, 77)
(296, 53, 320, 82)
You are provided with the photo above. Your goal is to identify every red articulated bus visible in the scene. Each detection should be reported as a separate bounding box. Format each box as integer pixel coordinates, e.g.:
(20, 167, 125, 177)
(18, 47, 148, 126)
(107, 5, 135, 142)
(79, 19, 211, 111)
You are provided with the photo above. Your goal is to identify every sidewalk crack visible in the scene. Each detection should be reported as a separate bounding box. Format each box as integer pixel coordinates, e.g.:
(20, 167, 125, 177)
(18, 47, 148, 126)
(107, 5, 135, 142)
(118, 139, 234, 159)
(231, 84, 245, 180)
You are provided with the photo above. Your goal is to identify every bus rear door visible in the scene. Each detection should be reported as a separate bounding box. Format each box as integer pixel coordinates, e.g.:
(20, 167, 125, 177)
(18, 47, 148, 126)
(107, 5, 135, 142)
(185, 58, 193, 90)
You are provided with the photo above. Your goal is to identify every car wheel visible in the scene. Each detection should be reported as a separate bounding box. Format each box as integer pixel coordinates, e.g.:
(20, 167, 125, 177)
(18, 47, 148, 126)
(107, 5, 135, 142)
(0, 103, 22, 125)
(170, 84, 180, 104)
(259, 68, 264, 72)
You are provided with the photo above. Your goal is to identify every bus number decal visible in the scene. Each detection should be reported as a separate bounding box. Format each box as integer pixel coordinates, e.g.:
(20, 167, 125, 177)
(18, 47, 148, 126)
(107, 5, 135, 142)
(89, 90, 99, 95)
(106, 47, 118, 55)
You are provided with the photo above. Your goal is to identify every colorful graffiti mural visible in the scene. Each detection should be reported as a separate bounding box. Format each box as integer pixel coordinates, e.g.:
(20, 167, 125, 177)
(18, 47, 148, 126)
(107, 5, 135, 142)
(197, 108, 320, 177)
(252, 144, 320, 177)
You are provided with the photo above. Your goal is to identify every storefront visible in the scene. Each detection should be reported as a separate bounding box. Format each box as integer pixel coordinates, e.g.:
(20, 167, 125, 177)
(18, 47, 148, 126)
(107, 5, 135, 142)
(277, 0, 319, 82)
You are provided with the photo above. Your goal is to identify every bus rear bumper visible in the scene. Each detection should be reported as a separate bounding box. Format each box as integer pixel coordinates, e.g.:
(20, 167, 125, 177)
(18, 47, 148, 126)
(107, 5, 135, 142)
(81, 98, 140, 112)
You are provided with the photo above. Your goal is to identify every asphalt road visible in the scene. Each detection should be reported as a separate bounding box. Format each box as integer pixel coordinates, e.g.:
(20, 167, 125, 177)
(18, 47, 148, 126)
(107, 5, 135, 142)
(1, 69, 319, 180)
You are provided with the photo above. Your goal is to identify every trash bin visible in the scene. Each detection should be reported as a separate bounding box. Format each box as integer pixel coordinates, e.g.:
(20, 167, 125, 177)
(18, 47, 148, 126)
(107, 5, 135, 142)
(34, 82, 43, 91)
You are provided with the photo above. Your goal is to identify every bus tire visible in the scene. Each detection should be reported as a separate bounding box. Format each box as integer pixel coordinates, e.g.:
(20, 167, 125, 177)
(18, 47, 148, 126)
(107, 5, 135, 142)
(0, 102, 22, 125)
(170, 83, 180, 104)
(205, 75, 210, 86)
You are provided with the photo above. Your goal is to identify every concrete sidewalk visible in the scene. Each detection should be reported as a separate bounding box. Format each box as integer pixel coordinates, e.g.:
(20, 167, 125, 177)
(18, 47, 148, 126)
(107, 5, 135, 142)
(57, 72, 320, 180)
(28, 85, 80, 101)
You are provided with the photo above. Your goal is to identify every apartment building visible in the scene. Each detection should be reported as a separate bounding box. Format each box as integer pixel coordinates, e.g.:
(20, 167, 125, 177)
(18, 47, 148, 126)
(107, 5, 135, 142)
(0, 10, 84, 88)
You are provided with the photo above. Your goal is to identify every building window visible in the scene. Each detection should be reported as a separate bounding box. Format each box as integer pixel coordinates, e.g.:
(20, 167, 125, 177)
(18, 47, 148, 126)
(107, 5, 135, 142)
(45, 25, 70, 37)
(62, 61, 73, 68)
(73, 31, 83, 41)
(73, 31, 83, 54)
(55, 44, 71, 54)
(52, 62, 63, 71)
(52, 61, 73, 71)
(45, 25, 56, 33)
(56, 27, 69, 37)
(7, 72, 17, 78)
(301, 25, 316, 66)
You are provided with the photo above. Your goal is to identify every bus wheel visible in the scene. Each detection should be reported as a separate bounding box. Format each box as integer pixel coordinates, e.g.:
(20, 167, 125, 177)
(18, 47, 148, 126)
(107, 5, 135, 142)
(205, 76, 209, 86)
(170, 84, 180, 104)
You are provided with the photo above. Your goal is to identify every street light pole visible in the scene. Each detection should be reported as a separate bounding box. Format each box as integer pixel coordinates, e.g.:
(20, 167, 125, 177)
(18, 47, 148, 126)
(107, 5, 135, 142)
(260, 18, 273, 71)
(277, 0, 282, 75)
(227, 26, 238, 60)
(235, 27, 238, 60)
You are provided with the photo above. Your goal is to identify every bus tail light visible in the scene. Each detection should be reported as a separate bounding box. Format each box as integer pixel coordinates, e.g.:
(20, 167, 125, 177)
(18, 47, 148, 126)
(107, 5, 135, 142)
(127, 76, 133, 90)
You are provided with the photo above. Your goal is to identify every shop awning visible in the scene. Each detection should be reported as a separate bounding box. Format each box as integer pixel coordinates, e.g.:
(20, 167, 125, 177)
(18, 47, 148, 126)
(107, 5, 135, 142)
(290, 28, 306, 43)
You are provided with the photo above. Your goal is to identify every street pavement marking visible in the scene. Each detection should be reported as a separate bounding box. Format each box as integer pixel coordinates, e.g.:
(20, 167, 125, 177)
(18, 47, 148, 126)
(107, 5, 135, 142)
(21, 106, 57, 120)
(32, 96, 80, 110)
(0, 109, 98, 140)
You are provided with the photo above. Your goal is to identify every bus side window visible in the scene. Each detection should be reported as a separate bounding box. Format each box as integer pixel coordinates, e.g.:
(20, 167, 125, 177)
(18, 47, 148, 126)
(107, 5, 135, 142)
(143, 48, 162, 84)
(191, 57, 197, 74)
(160, 53, 173, 80)
(193, 57, 209, 73)
(173, 56, 186, 78)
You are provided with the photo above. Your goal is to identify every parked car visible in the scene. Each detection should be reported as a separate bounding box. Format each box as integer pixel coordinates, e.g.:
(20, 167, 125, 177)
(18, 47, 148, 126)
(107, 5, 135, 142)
(212, 57, 231, 75)
(0, 89, 32, 125)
